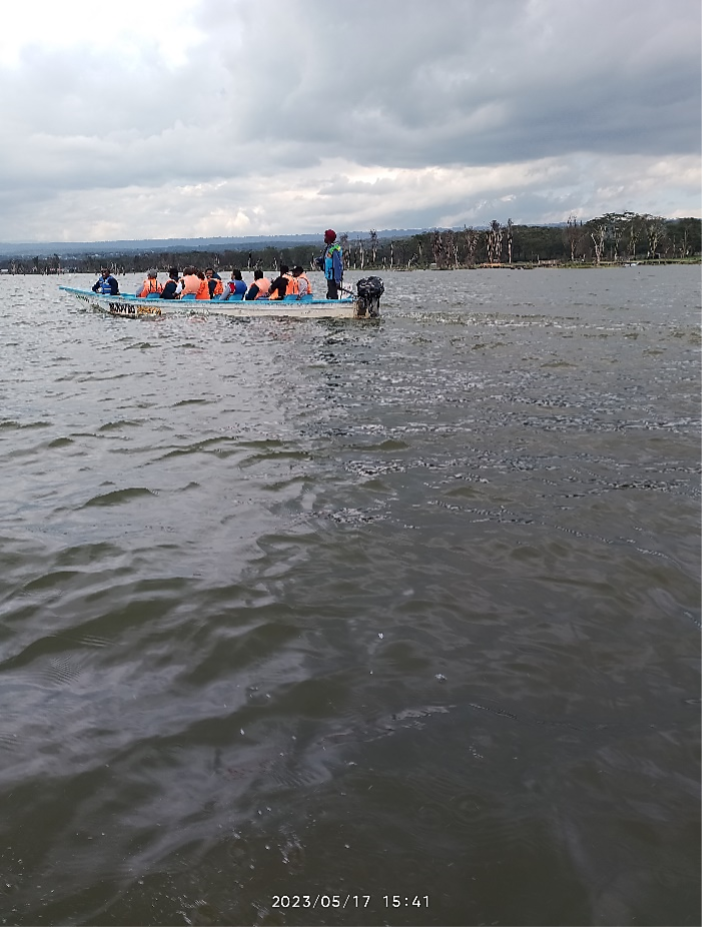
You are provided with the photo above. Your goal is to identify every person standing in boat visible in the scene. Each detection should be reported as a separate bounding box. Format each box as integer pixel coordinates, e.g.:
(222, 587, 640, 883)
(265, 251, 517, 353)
(292, 265, 312, 299)
(92, 267, 119, 295)
(319, 229, 343, 299)
(160, 268, 182, 300)
(136, 269, 163, 297)
(244, 269, 271, 301)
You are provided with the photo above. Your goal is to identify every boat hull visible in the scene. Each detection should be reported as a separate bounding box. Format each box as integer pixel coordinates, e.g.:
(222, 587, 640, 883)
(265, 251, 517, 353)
(59, 287, 376, 320)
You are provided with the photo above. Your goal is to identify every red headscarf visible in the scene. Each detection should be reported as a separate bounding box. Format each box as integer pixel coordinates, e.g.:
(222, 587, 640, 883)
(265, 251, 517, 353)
(324, 229, 337, 243)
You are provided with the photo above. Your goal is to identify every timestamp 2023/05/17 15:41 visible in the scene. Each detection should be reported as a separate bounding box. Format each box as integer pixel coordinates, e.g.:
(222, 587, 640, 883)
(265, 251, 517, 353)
(270, 894, 430, 910)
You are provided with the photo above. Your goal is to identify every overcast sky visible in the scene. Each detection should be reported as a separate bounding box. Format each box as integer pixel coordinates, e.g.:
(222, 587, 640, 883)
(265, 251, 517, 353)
(0, 0, 701, 243)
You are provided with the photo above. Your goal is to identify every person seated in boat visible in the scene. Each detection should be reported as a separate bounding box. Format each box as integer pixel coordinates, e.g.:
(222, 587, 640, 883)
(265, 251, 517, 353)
(292, 265, 312, 300)
(136, 269, 163, 297)
(221, 269, 247, 301)
(181, 267, 211, 300)
(160, 267, 181, 300)
(92, 268, 119, 295)
(205, 268, 224, 299)
(268, 265, 298, 301)
(244, 269, 271, 301)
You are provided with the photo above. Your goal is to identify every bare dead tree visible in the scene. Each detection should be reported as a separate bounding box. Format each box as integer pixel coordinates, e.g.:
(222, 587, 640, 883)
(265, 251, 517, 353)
(442, 229, 457, 268)
(589, 225, 605, 265)
(432, 231, 443, 266)
(564, 215, 581, 262)
(627, 219, 640, 260)
(487, 220, 502, 263)
(339, 233, 350, 270)
(505, 219, 514, 264)
(463, 227, 478, 266)
(645, 216, 664, 259)
(679, 227, 690, 258)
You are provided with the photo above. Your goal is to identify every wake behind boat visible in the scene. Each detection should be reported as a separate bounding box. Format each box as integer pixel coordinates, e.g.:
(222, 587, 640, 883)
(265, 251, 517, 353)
(59, 277, 384, 320)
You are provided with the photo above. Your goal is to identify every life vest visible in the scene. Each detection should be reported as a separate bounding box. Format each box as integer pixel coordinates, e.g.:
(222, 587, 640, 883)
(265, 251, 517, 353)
(137, 278, 162, 297)
(160, 279, 180, 299)
(196, 278, 210, 300)
(96, 275, 117, 294)
(209, 275, 223, 296)
(324, 243, 343, 281)
(253, 277, 270, 299)
(181, 273, 201, 297)
(268, 274, 297, 300)
(296, 273, 312, 296)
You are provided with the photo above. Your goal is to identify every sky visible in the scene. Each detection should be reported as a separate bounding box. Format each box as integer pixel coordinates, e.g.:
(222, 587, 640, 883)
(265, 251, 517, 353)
(0, 0, 701, 243)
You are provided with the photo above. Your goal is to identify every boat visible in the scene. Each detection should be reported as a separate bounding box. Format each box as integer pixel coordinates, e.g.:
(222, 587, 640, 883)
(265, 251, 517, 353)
(59, 277, 384, 321)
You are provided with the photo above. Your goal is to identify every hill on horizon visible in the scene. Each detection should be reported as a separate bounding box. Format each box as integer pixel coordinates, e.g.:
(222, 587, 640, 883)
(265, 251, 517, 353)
(0, 230, 429, 258)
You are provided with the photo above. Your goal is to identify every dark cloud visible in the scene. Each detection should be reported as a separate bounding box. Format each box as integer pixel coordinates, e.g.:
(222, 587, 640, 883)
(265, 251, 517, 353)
(0, 0, 700, 241)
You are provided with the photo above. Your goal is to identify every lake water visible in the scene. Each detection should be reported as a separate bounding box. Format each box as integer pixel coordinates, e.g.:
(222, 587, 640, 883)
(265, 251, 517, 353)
(0, 267, 700, 927)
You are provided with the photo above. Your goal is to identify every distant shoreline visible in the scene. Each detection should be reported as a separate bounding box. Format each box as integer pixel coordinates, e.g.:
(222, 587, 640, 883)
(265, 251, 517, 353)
(1, 259, 700, 277)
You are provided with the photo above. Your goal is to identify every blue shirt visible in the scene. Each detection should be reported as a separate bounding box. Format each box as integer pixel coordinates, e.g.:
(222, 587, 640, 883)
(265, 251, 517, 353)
(221, 279, 248, 300)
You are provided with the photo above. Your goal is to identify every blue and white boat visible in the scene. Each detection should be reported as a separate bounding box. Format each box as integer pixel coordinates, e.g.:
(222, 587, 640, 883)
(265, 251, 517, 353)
(59, 277, 384, 320)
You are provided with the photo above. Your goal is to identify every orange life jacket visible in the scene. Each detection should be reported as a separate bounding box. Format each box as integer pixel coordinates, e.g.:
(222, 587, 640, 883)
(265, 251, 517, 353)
(196, 278, 210, 300)
(268, 274, 297, 300)
(137, 277, 163, 297)
(253, 277, 270, 299)
(209, 276, 224, 296)
(182, 274, 201, 297)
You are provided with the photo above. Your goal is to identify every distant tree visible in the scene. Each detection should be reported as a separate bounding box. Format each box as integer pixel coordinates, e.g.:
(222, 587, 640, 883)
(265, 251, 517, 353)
(586, 220, 606, 265)
(563, 215, 582, 262)
(487, 220, 502, 263)
(505, 219, 514, 264)
(461, 226, 477, 266)
(431, 231, 442, 266)
(644, 215, 665, 259)
(681, 228, 691, 258)
(369, 229, 378, 265)
(445, 230, 458, 267)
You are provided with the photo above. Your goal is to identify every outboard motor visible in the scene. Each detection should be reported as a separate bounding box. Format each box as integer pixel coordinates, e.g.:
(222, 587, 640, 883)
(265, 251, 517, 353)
(356, 276, 384, 317)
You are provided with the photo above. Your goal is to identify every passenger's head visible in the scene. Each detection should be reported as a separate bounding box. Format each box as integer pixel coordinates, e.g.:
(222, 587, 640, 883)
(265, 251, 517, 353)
(232, 270, 242, 280)
(168, 267, 179, 280)
(147, 269, 158, 279)
(279, 265, 289, 275)
(254, 269, 264, 280)
(292, 266, 304, 277)
(101, 267, 110, 276)
(205, 268, 214, 277)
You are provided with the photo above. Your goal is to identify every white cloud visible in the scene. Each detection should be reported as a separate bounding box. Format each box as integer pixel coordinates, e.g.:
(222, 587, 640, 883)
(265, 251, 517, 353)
(0, 0, 700, 242)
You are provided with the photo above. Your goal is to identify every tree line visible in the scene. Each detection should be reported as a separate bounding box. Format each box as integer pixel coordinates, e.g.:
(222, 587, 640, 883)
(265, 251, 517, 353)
(1, 213, 700, 275)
